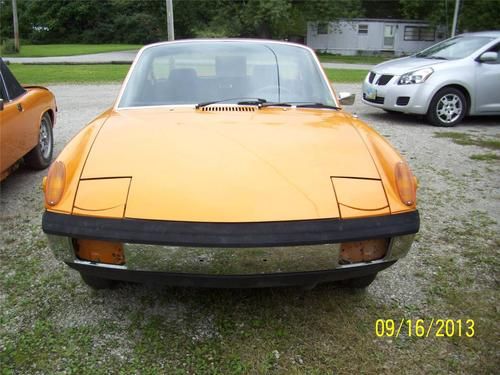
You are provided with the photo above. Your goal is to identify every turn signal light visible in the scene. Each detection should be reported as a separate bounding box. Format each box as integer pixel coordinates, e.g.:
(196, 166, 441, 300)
(340, 238, 389, 264)
(74, 239, 125, 265)
(395, 162, 417, 206)
(45, 161, 66, 206)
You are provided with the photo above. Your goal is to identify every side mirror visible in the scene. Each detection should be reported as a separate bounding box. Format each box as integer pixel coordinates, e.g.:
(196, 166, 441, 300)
(0, 98, 4, 111)
(338, 92, 355, 106)
(478, 51, 498, 63)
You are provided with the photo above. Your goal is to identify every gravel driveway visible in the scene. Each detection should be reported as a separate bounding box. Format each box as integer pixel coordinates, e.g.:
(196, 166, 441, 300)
(1, 84, 499, 373)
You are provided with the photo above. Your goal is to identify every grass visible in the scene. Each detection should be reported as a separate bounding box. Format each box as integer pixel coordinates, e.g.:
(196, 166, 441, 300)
(1, 43, 142, 57)
(470, 153, 500, 161)
(8, 63, 366, 84)
(325, 68, 368, 83)
(0, 44, 386, 64)
(9, 64, 131, 84)
(317, 53, 390, 65)
(1, 209, 498, 373)
(434, 131, 500, 151)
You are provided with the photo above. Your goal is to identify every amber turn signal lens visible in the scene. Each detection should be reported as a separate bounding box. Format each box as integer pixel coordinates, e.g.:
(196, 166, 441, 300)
(45, 161, 66, 206)
(74, 239, 125, 265)
(395, 161, 416, 206)
(340, 238, 389, 264)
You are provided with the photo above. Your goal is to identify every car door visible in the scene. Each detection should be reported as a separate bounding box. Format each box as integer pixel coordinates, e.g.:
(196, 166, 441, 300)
(474, 42, 500, 113)
(0, 61, 31, 176)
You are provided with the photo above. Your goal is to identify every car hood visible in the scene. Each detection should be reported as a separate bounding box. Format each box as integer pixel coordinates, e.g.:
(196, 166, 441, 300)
(373, 56, 448, 75)
(78, 107, 383, 222)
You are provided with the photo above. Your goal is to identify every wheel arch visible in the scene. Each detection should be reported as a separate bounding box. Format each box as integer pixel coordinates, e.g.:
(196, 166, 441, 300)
(45, 108, 55, 127)
(431, 83, 472, 115)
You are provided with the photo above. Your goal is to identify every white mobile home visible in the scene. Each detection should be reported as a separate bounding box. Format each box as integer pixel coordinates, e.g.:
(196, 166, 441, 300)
(307, 18, 446, 56)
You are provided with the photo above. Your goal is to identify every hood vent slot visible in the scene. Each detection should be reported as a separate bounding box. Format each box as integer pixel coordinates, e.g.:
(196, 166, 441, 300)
(200, 105, 257, 112)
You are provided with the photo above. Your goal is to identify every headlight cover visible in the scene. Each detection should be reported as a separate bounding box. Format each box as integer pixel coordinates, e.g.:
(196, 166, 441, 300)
(395, 161, 417, 206)
(398, 67, 433, 85)
(45, 161, 66, 206)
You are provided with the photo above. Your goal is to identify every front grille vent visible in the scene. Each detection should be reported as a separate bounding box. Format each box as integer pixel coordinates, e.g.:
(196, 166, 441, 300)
(376, 75, 393, 86)
(396, 96, 410, 106)
(199, 106, 257, 112)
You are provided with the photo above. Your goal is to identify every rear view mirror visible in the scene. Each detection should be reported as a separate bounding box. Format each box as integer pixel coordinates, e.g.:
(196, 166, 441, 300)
(0, 98, 4, 111)
(478, 51, 498, 63)
(338, 92, 355, 106)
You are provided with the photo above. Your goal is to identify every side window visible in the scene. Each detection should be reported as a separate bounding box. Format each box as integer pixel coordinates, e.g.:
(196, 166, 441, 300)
(317, 23, 329, 35)
(0, 78, 5, 100)
(358, 24, 368, 34)
(0, 59, 26, 100)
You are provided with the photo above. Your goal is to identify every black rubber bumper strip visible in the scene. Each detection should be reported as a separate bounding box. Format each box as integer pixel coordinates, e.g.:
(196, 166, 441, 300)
(68, 260, 396, 288)
(43, 210, 419, 248)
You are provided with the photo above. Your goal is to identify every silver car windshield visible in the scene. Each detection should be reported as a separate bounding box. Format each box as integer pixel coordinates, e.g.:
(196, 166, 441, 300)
(415, 36, 495, 60)
(118, 41, 334, 108)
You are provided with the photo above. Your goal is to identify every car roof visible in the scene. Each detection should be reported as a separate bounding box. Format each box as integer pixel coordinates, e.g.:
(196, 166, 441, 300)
(140, 38, 312, 53)
(459, 31, 500, 38)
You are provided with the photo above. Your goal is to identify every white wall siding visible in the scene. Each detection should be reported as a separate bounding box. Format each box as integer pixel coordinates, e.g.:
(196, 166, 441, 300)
(307, 19, 445, 56)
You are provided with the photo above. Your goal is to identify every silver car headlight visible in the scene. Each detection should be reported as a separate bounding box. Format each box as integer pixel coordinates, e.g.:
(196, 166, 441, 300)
(398, 68, 433, 85)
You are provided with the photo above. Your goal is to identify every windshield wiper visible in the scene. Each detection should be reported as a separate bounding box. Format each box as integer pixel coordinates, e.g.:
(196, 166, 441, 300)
(296, 102, 341, 110)
(196, 97, 267, 109)
(260, 102, 340, 110)
(196, 99, 340, 110)
(260, 102, 292, 108)
(237, 99, 268, 105)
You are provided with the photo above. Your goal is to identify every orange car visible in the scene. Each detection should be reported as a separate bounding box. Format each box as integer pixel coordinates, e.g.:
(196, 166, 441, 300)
(42, 40, 419, 290)
(0, 58, 56, 180)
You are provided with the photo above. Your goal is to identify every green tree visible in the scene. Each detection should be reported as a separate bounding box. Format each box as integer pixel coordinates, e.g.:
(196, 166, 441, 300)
(0, 0, 31, 44)
(181, 0, 363, 40)
(400, 0, 500, 34)
(459, 0, 500, 31)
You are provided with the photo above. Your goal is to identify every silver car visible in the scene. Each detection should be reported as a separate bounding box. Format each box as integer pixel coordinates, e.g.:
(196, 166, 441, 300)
(362, 31, 500, 126)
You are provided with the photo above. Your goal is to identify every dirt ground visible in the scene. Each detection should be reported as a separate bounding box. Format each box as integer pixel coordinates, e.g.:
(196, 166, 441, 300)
(1, 84, 499, 373)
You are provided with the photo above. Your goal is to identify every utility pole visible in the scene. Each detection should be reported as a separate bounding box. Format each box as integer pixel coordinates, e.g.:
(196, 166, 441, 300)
(12, 0, 20, 52)
(166, 0, 174, 41)
(451, 0, 460, 37)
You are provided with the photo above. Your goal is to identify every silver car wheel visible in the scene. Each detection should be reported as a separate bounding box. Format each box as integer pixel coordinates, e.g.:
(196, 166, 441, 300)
(39, 116, 52, 159)
(436, 94, 463, 124)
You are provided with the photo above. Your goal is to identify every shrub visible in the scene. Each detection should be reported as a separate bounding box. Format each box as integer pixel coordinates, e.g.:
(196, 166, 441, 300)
(1, 39, 18, 54)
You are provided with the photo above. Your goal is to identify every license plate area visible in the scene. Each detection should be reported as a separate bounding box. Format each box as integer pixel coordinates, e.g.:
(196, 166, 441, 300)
(365, 86, 377, 100)
(124, 243, 341, 274)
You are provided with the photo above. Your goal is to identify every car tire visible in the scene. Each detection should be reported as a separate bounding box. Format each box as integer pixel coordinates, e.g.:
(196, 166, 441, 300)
(427, 87, 467, 127)
(25, 112, 53, 169)
(80, 273, 116, 289)
(340, 273, 377, 288)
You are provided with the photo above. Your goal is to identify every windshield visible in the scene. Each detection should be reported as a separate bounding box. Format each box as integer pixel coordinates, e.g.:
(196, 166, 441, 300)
(415, 35, 495, 60)
(118, 41, 335, 108)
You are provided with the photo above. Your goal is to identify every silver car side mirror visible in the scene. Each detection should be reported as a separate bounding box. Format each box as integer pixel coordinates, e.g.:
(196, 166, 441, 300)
(338, 92, 355, 106)
(478, 51, 498, 63)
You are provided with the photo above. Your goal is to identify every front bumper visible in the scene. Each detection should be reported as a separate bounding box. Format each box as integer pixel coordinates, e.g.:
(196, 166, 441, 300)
(43, 210, 419, 287)
(362, 74, 435, 115)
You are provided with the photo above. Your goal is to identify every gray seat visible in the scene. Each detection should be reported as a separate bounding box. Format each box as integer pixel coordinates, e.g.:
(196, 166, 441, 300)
(164, 68, 200, 103)
(252, 65, 278, 86)
(215, 56, 248, 98)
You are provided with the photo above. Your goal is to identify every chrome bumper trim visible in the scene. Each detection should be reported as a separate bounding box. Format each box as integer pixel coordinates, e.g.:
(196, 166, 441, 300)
(47, 233, 415, 275)
(385, 234, 415, 261)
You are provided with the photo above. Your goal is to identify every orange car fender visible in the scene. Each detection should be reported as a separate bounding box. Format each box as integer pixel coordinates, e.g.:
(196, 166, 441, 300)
(349, 118, 417, 213)
(45, 110, 111, 213)
(23, 90, 54, 145)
